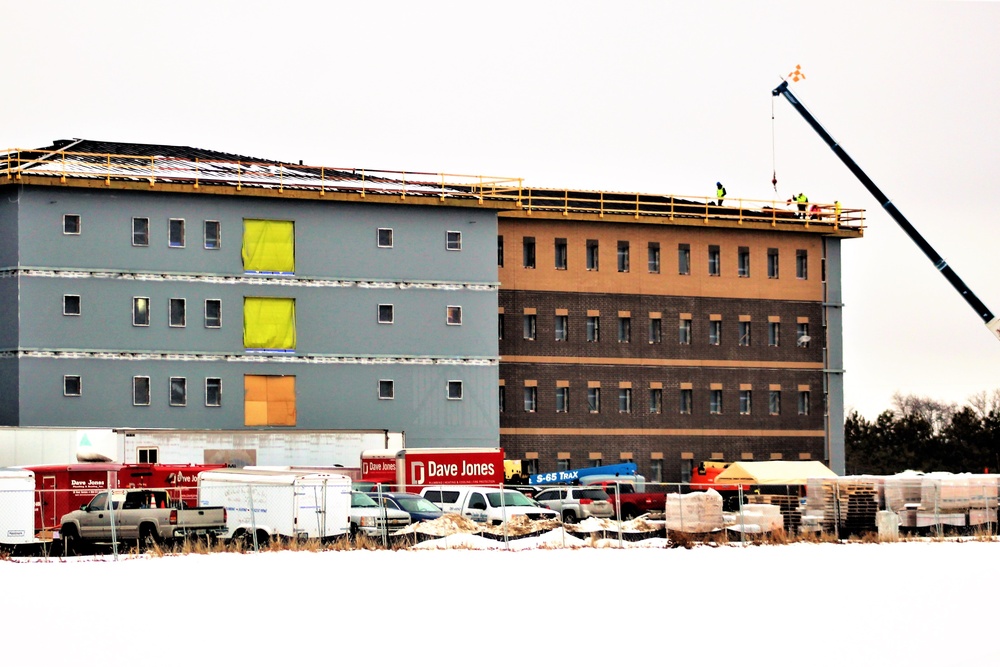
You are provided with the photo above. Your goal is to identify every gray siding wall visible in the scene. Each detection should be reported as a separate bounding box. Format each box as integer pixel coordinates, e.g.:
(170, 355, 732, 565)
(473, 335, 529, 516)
(6, 185, 500, 447)
(15, 187, 497, 283)
(15, 357, 498, 448)
(0, 275, 18, 350)
(824, 237, 846, 474)
(0, 192, 17, 267)
(0, 358, 17, 424)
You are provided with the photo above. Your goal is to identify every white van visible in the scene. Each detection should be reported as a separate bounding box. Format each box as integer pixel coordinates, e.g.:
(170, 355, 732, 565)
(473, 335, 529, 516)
(420, 486, 558, 525)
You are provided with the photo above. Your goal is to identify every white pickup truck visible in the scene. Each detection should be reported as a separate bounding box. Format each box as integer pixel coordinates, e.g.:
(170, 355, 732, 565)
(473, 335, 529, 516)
(59, 489, 227, 554)
(420, 486, 558, 525)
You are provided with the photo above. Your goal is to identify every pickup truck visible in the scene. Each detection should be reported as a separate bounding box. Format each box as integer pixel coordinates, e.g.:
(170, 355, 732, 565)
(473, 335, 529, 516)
(420, 486, 559, 525)
(59, 489, 227, 554)
(349, 491, 411, 539)
(585, 480, 665, 520)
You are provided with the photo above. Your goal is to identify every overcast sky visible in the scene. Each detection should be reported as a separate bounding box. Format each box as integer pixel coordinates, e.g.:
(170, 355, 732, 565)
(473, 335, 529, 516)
(4, 0, 998, 419)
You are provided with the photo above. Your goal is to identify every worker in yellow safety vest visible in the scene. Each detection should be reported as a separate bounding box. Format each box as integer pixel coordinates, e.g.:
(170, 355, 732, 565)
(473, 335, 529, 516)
(834, 200, 842, 221)
(795, 192, 808, 218)
(716, 182, 726, 206)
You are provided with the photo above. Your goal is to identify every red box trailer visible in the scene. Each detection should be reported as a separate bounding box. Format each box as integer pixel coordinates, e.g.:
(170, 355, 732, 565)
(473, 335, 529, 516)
(360, 447, 504, 493)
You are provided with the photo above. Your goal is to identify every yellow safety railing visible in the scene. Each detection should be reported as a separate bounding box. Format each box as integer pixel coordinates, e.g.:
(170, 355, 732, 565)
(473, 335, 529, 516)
(1, 148, 864, 229)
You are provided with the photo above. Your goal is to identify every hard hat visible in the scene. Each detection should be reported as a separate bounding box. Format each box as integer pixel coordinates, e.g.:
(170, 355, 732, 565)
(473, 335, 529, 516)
(716, 182, 721, 187)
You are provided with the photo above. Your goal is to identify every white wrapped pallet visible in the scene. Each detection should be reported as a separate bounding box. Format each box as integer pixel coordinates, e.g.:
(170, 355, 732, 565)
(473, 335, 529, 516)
(665, 489, 724, 532)
(732, 503, 784, 533)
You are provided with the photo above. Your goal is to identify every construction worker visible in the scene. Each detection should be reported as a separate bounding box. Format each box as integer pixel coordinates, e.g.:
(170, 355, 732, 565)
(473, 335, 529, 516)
(716, 182, 726, 206)
(834, 200, 842, 221)
(794, 192, 808, 218)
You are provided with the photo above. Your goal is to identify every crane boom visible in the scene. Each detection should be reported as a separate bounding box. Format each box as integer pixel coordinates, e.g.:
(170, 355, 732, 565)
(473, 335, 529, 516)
(772, 80, 1000, 341)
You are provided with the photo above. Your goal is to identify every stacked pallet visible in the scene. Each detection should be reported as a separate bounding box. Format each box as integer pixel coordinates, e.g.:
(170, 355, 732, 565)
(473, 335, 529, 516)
(839, 480, 879, 536)
(803, 478, 839, 533)
(664, 489, 724, 533)
(745, 494, 801, 533)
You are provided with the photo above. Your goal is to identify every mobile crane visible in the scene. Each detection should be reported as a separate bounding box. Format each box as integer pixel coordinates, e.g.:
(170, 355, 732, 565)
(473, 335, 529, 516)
(772, 80, 1000, 341)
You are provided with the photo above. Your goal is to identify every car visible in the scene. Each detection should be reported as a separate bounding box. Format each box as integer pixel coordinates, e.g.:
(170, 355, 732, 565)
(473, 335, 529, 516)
(533, 486, 615, 523)
(420, 486, 559, 525)
(349, 491, 411, 538)
(366, 491, 444, 523)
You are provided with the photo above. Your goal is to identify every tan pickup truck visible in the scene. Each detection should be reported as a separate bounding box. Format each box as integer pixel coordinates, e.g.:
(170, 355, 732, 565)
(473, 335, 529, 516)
(58, 489, 227, 554)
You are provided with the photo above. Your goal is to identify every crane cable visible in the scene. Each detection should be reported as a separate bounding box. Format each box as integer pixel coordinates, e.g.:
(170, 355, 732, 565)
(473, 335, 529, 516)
(771, 93, 778, 192)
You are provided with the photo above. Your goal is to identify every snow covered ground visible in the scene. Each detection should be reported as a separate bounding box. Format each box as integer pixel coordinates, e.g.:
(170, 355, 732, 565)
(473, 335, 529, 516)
(4, 536, 999, 665)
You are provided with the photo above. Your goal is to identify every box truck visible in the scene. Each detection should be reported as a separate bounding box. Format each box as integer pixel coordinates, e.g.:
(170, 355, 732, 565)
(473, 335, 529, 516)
(360, 447, 504, 493)
(0, 469, 47, 551)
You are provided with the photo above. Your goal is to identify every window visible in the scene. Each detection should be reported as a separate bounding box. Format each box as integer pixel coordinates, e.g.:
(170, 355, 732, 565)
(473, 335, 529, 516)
(133, 376, 151, 406)
(739, 321, 751, 346)
(498, 385, 505, 412)
(740, 390, 752, 414)
(498, 314, 504, 340)
(446, 231, 462, 251)
(588, 387, 601, 413)
(679, 389, 692, 414)
(446, 306, 462, 326)
(243, 297, 296, 350)
(738, 247, 750, 277)
(618, 317, 631, 343)
(555, 387, 569, 413)
(708, 245, 720, 276)
(169, 298, 186, 328)
(799, 391, 811, 415)
(244, 375, 296, 426)
(206, 378, 222, 407)
(133, 297, 150, 327)
(523, 314, 536, 340)
(769, 321, 780, 347)
(555, 315, 568, 341)
(586, 316, 600, 342)
(679, 317, 691, 345)
(557, 458, 570, 472)
(448, 381, 463, 400)
(708, 320, 721, 346)
(63, 375, 81, 397)
(586, 240, 599, 270)
(796, 249, 808, 279)
(797, 322, 810, 348)
(768, 248, 779, 278)
(769, 390, 781, 415)
(650, 460, 663, 483)
(379, 380, 394, 400)
(170, 377, 187, 406)
(649, 388, 662, 414)
(63, 295, 81, 316)
(132, 217, 149, 246)
(710, 389, 723, 415)
(243, 219, 295, 274)
(523, 237, 536, 269)
(378, 304, 394, 324)
(554, 238, 567, 270)
(169, 218, 185, 248)
(648, 242, 660, 273)
(204, 220, 221, 249)
(619, 388, 632, 413)
(524, 386, 537, 412)
(378, 228, 393, 248)
(649, 316, 662, 344)
(678, 244, 690, 275)
(63, 214, 81, 235)
(497, 235, 504, 267)
(205, 299, 222, 328)
(617, 241, 630, 272)
(137, 447, 158, 464)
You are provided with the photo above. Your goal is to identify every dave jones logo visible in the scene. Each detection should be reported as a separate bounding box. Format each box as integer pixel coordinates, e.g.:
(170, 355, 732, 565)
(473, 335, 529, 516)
(409, 459, 495, 485)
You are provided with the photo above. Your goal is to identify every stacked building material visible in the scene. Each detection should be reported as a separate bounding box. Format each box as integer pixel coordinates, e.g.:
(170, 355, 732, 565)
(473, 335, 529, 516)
(745, 494, 802, 533)
(664, 489, 724, 533)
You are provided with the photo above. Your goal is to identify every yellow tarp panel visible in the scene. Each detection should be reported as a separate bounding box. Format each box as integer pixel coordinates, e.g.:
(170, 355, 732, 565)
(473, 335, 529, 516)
(242, 219, 295, 273)
(244, 375, 296, 426)
(713, 461, 837, 486)
(243, 297, 296, 350)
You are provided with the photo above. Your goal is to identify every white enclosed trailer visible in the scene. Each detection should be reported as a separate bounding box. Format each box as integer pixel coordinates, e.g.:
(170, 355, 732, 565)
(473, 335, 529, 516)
(118, 429, 401, 468)
(197, 468, 352, 544)
(0, 468, 47, 548)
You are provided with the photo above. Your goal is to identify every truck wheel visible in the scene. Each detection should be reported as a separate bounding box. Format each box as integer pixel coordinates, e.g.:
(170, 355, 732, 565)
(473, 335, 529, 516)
(562, 510, 577, 524)
(622, 505, 639, 520)
(349, 524, 359, 541)
(140, 525, 161, 551)
(255, 530, 271, 550)
(61, 526, 81, 557)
